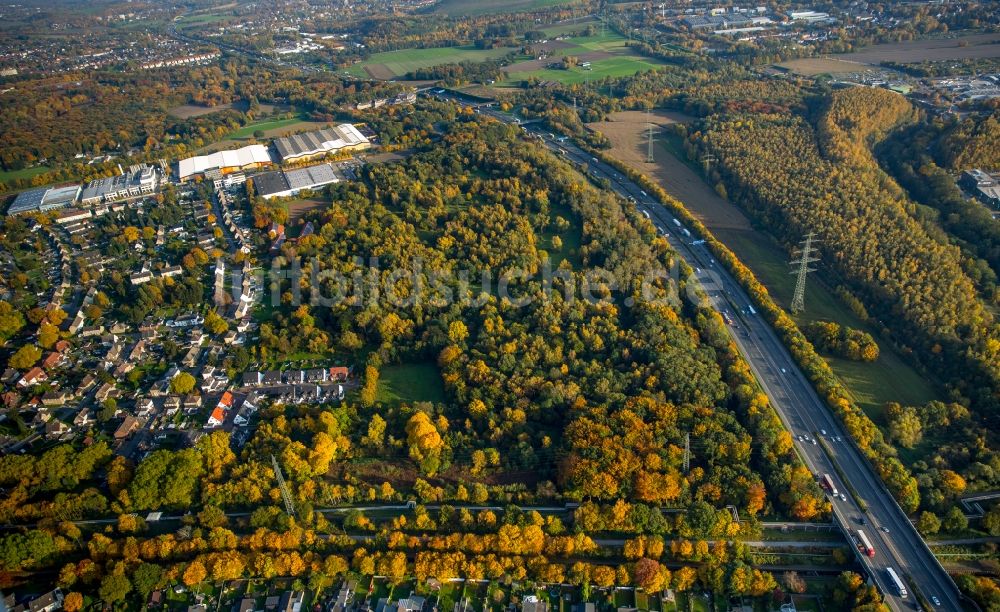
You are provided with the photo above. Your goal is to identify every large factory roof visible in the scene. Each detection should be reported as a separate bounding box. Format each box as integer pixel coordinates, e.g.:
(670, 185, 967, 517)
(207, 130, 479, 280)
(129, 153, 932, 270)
(178, 145, 272, 180)
(272, 124, 368, 161)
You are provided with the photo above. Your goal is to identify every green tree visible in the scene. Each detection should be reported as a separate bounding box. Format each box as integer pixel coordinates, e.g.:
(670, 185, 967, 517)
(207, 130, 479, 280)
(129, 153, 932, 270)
(131, 563, 162, 601)
(917, 511, 941, 535)
(204, 310, 229, 335)
(0, 301, 26, 344)
(889, 409, 923, 449)
(943, 506, 968, 533)
(170, 372, 197, 394)
(8, 344, 41, 369)
(98, 573, 131, 603)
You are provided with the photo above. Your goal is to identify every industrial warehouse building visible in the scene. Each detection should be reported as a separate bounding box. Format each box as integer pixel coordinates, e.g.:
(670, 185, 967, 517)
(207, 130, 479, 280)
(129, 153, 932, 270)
(7, 184, 81, 215)
(178, 144, 273, 181)
(272, 124, 370, 163)
(253, 163, 341, 200)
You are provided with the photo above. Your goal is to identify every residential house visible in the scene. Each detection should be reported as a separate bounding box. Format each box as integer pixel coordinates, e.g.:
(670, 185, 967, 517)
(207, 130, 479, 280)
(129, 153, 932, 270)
(41, 351, 63, 370)
(235, 598, 256, 612)
(522, 597, 546, 612)
(1, 368, 19, 385)
(40, 390, 68, 406)
(206, 406, 226, 428)
(114, 415, 140, 440)
(182, 346, 201, 368)
(76, 373, 97, 395)
(94, 382, 116, 402)
(17, 367, 48, 389)
(183, 394, 202, 413)
(242, 371, 262, 386)
(45, 419, 70, 439)
(3, 391, 22, 410)
(277, 591, 304, 612)
(164, 396, 182, 414)
(304, 368, 329, 383)
(262, 370, 282, 386)
(332, 582, 356, 612)
(329, 366, 349, 382)
(11, 589, 64, 612)
(136, 398, 156, 418)
(396, 596, 425, 612)
(74, 408, 95, 428)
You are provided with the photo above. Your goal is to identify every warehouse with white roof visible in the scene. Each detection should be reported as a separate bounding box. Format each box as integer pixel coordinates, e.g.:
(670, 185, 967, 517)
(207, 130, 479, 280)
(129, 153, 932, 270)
(272, 124, 370, 163)
(178, 145, 273, 181)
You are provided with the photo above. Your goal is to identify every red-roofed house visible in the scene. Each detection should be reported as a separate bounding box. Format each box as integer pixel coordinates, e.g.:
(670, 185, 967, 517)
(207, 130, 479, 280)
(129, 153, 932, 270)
(217, 391, 234, 408)
(206, 406, 226, 428)
(329, 366, 349, 382)
(41, 351, 63, 370)
(17, 367, 48, 389)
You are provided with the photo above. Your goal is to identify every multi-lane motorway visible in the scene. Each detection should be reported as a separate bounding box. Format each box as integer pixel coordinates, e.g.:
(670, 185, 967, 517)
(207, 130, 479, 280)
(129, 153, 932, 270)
(459, 99, 962, 611)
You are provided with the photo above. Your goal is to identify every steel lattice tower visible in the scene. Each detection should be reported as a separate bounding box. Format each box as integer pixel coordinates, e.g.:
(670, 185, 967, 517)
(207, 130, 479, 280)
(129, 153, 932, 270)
(271, 454, 296, 517)
(789, 232, 820, 314)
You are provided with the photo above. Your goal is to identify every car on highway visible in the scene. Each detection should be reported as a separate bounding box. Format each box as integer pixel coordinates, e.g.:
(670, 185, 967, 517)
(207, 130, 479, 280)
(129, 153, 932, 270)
(836, 436, 842, 442)
(881, 526, 890, 533)
(642, 211, 650, 219)
(811, 438, 817, 445)
(821, 429, 827, 436)
(840, 493, 847, 501)
(932, 596, 941, 606)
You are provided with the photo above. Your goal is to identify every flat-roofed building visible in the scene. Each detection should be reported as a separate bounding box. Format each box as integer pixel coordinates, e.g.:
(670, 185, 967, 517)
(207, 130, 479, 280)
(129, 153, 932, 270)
(272, 124, 370, 163)
(254, 163, 340, 200)
(7, 184, 81, 215)
(178, 145, 272, 181)
(80, 165, 159, 206)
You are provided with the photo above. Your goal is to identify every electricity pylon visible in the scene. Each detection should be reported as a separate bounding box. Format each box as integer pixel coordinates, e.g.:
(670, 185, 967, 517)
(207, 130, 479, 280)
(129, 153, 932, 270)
(271, 454, 296, 516)
(789, 232, 820, 314)
(646, 111, 656, 163)
(683, 432, 691, 472)
(700, 155, 716, 174)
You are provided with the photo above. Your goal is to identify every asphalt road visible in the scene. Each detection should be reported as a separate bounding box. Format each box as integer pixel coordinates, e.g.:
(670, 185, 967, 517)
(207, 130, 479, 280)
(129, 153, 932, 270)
(462, 102, 961, 612)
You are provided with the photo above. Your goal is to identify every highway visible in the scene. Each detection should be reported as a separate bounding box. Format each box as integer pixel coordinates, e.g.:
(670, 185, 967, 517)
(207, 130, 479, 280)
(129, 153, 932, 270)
(460, 100, 960, 611)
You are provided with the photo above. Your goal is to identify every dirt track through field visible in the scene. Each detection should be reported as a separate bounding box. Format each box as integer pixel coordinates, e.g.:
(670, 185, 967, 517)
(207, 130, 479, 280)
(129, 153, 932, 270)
(587, 111, 753, 231)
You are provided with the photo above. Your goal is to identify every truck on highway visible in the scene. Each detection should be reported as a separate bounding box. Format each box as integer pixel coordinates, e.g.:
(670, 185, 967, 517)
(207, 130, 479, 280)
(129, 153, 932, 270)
(856, 530, 875, 558)
(672, 219, 681, 228)
(885, 567, 907, 598)
(821, 473, 839, 496)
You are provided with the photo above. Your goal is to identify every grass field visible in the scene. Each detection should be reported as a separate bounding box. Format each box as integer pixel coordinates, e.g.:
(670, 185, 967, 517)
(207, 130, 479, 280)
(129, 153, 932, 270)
(431, 0, 575, 17)
(228, 116, 310, 139)
(196, 117, 328, 154)
(377, 362, 446, 406)
(347, 45, 517, 79)
(541, 19, 599, 38)
(503, 32, 665, 85)
(0, 166, 51, 183)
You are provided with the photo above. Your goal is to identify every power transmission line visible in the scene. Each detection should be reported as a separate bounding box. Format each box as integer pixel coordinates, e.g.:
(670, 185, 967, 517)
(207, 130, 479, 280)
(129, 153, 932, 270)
(271, 454, 296, 517)
(789, 232, 820, 314)
(683, 432, 691, 473)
